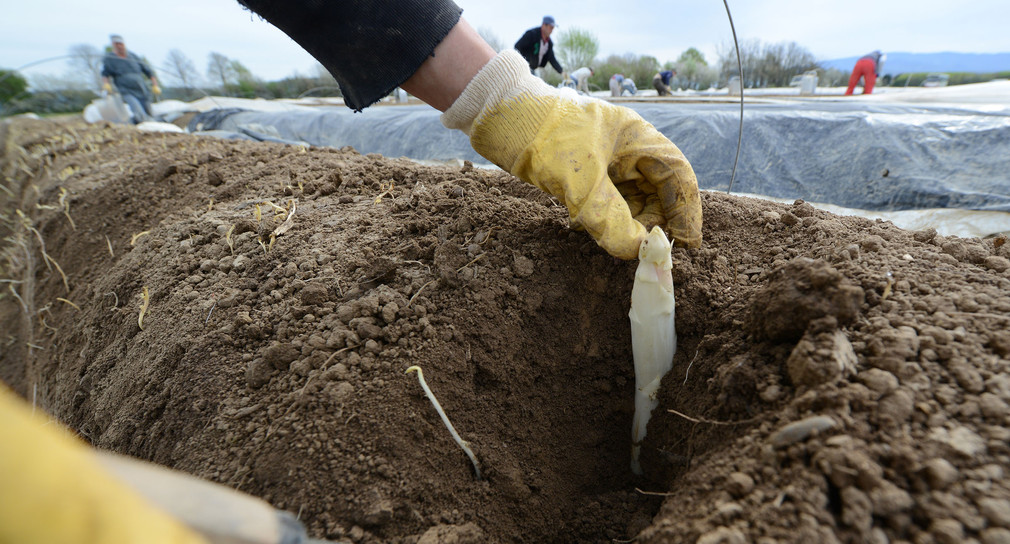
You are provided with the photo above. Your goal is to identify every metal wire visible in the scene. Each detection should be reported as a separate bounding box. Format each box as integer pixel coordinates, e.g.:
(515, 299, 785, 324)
(723, 0, 745, 194)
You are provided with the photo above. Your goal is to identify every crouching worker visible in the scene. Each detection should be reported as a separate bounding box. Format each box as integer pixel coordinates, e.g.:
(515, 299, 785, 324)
(101, 34, 161, 124)
(610, 74, 637, 97)
(845, 50, 885, 95)
(653, 69, 676, 96)
(569, 66, 595, 94)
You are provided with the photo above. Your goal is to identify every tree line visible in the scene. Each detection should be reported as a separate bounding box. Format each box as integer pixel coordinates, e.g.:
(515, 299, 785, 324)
(538, 29, 823, 92)
(0, 45, 340, 116)
(3, 33, 1009, 116)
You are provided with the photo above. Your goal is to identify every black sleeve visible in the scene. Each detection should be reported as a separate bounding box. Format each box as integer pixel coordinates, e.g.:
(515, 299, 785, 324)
(514, 28, 534, 57)
(547, 50, 563, 74)
(237, 0, 462, 111)
(137, 56, 155, 79)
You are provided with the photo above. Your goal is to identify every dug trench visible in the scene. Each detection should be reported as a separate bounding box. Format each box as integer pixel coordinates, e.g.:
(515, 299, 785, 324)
(3, 117, 1010, 544)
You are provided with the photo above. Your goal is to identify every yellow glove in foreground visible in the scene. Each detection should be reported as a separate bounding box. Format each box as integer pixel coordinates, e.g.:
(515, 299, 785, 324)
(442, 50, 701, 259)
(103, 82, 113, 93)
(0, 384, 206, 544)
(152, 83, 162, 96)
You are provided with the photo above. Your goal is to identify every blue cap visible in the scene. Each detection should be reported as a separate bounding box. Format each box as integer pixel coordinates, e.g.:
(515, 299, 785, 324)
(542, 16, 556, 26)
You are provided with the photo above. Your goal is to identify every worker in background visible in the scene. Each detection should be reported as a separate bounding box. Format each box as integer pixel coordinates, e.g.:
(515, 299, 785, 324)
(101, 34, 161, 123)
(610, 73, 625, 97)
(610, 74, 637, 97)
(653, 69, 676, 96)
(569, 66, 594, 94)
(514, 15, 564, 76)
(622, 77, 638, 96)
(845, 50, 886, 95)
(1, 1, 702, 539)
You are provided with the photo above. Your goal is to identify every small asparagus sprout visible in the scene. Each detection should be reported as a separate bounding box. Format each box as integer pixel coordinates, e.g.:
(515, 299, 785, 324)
(8, 283, 28, 313)
(254, 204, 262, 223)
(58, 187, 75, 230)
(225, 225, 236, 254)
(271, 199, 297, 237)
(405, 366, 481, 480)
(44, 254, 69, 293)
(138, 286, 150, 330)
(130, 231, 150, 245)
(56, 166, 76, 181)
(56, 297, 80, 311)
(263, 200, 287, 215)
(881, 271, 894, 301)
(373, 182, 394, 204)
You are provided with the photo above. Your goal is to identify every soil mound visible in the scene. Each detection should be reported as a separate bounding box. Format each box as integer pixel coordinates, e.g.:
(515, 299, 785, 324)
(3, 117, 1010, 543)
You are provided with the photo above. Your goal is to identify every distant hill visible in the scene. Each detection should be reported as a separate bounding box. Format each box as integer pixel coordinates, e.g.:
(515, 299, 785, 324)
(819, 52, 1010, 75)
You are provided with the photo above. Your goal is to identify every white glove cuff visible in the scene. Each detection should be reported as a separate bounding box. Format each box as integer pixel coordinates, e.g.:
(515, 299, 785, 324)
(440, 50, 558, 135)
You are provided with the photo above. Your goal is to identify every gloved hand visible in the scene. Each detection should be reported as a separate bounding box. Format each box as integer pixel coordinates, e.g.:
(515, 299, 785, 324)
(0, 384, 206, 544)
(442, 50, 701, 259)
(103, 82, 113, 94)
(152, 83, 162, 96)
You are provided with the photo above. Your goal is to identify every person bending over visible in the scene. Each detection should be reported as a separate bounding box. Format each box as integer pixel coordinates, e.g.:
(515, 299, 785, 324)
(101, 34, 161, 123)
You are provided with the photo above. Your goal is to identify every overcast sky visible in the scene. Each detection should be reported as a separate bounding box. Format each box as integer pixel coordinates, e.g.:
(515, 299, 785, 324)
(3, 0, 1009, 84)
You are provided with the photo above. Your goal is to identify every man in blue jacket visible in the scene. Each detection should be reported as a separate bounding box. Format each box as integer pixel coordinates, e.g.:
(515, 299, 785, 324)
(652, 69, 676, 96)
(514, 16, 564, 75)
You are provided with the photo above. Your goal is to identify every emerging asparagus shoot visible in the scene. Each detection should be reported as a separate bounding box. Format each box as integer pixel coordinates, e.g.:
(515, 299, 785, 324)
(628, 226, 677, 475)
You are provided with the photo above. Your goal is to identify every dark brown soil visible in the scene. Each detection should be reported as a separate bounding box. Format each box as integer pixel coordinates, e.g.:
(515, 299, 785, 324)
(3, 116, 1010, 544)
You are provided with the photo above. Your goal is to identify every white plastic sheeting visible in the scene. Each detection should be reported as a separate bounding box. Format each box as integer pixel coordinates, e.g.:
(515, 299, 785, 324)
(176, 85, 1010, 237)
(190, 101, 1010, 207)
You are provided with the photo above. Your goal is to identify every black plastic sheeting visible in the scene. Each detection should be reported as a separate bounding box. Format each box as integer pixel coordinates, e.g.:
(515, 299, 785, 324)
(189, 101, 1010, 213)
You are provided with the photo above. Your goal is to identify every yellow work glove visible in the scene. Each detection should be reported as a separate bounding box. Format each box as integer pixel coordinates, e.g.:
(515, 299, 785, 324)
(103, 82, 113, 93)
(152, 83, 162, 96)
(442, 50, 701, 259)
(0, 384, 207, 544)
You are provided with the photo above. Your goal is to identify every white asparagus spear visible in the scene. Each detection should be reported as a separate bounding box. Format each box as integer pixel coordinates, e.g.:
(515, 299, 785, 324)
(628, 226, 677, 475)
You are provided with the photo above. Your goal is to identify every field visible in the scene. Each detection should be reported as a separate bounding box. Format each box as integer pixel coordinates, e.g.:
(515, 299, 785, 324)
(3, 116, 1010, 543)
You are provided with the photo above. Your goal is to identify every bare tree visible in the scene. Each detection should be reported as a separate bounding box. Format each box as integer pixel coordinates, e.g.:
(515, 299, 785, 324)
(718, 39, 818, 87)
(164, 49, 202, 92)
(718, 38, 762, 87)
(207, 52, 235, 94)
(67, 44, 104, 90)
(779, 42, 819, 83)
(26, 73, 73, 92)
(820, 68, 848, 87)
